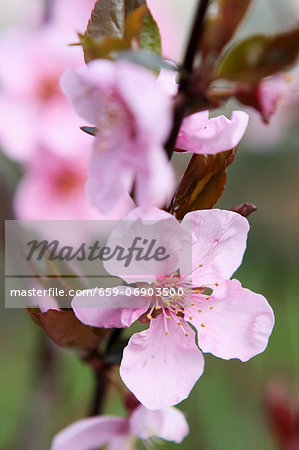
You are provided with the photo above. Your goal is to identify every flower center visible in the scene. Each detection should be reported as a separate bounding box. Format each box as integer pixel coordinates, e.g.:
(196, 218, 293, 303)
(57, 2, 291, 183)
(139, 273, 215, 337)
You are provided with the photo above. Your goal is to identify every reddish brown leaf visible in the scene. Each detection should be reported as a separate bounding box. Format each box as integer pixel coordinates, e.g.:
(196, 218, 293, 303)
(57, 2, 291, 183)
(201, 0, 252, 61)
(27, 309, 108, 355)
(229, 203, 257, 217)
(217, 28, 299, 84)
(170, 149, 236, 219)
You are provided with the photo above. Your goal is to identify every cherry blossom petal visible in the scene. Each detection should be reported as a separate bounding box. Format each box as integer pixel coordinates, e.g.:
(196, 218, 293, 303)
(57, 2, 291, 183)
(129, 405, 189, 443)
(117, 62, 172, 143)
(192, 279, 274, 362)
(176, 111, 249, 154)
(120, 314, 204, 410)
(72, 289, 150, 328)
(86, 147, 135, 214)
(123, 206, 173, 221)
(135, 146, 175, 210)
(181, 209, 249, 285)
(258, 74, 291, 123)
(157, 68, 179, 97)
(60, 61, 116, 125)
(104, 212, 191, 284)
(51, 416, 128, 450)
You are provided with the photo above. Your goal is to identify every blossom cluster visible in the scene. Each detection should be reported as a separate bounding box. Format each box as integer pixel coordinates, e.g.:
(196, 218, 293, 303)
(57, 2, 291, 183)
(1, 0, 291, 448)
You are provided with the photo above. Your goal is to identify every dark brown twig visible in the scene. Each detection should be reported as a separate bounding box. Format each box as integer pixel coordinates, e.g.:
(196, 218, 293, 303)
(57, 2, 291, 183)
(165, 0, 210, 158)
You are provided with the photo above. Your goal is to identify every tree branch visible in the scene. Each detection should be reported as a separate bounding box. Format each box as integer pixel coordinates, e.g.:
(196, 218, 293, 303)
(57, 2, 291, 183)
(165, 0, 210, 158)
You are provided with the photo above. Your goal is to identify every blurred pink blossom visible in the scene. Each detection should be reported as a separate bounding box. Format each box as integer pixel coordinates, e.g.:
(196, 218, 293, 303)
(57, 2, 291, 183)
(0, 27, 88, 162)
(51, 404, 189, 449)
(61, 60, 175, 213)
(61, 61, 249, 214)
(243, 67, 299, 149)
(13, 147, 132, 220)
(73, 207, 274, 409)
(258, 74, 291, 123)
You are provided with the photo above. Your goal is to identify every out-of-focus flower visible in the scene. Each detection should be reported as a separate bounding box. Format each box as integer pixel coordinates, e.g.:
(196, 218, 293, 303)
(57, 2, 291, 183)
(265, 380, 299, 450)
(258, 74, 291, 123)
(51, 404, 189, 450)
(73, 207, 274, 410)
(61, 61, 249, 214)
(0, 27, 88, 162)
(13, 147, 132, 220)
(61, 60, 175, 213)
(241, 67, 299, 150)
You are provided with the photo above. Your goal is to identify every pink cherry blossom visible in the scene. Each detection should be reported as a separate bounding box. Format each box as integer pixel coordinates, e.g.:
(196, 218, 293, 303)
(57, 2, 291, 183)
(60, 60, 175, 213)
(0, 27, 89, 162)
(158, 69, 249, 154)
(176, 110, 249, 154)
(51, 404, 189, 449)
(257, 74, 291, 123)
(244, 67, 299, 149)
(72, 207, 274, 409)
(14, 147, 133, 220)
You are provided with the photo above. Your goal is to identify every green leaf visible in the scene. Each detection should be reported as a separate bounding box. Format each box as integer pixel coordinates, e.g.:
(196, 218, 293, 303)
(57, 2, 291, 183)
(217, 28, 299, 84)
(139, 8, 162, 55)
(82, 0, 161, 62)
(80, 126, 98, 136)
(125, 5, 148, 42)
(201, 0, 252, 60)
(117, 49, 176, 71)
(86, 0, 145, 40)
(170, 149, 236, 219)
(79, 33, 130, 63)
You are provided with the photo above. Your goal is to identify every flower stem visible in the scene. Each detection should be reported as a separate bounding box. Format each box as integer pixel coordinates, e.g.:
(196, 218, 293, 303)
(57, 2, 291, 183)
(89, 369, 109, 416)
(87, 329, 123, 416)
(165, 0, 210, 158)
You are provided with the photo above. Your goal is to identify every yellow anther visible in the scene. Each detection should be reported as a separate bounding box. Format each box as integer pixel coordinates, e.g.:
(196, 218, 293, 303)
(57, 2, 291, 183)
(170, 283, 174, 287)
(167, 316, 171, 320)
(185, 333, 189, 337)
(189, 317, 193, 320)
(155, 305, 161, 310)
(174, 310, 179, 315)
(201, 323, 206, 328)
(200, 286, 204, 290)
(210, 306, 213, 310)
(178, 322, 182, 326)
(166, 331, 169, 335)
(206, 296, 210, 300)
(199, 264, 203, 267)
(215, 282, 219, 286)
(147, 313, 152, 320)
(196, 290, 200, 295)
(198, 309, 202, 313)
